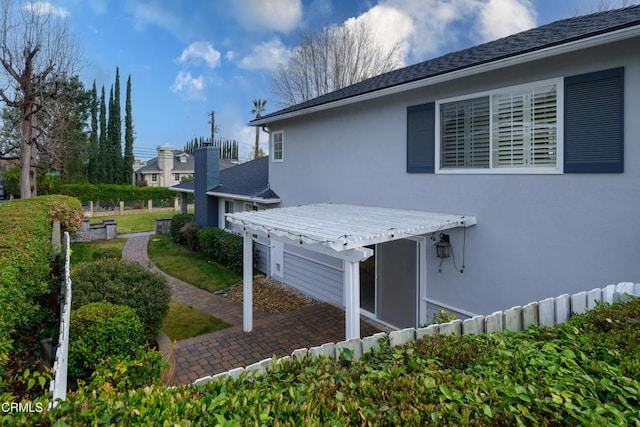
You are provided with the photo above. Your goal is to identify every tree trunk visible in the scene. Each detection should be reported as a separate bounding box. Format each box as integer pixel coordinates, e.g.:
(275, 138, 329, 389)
(254, 126, 260, 160)
(19, 135, 31, 198)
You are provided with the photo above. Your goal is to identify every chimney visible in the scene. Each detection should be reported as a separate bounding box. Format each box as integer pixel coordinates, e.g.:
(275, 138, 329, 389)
(194, 146, 220, 228)
(158, 145, 175, 186)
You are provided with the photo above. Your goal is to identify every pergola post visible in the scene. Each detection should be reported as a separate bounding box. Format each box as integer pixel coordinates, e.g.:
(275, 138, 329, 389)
(343, 260, 360, 339)
(243, 231, 253, 332)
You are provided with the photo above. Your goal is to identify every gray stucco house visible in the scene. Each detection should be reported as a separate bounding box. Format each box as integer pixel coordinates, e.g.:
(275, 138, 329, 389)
(226, 5, 640, 338)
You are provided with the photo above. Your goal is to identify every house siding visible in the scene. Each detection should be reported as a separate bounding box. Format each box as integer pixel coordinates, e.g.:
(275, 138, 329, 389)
(282, 246, 343, 305)
(267, 38, 640, 317)
(254, 236, 269, 274)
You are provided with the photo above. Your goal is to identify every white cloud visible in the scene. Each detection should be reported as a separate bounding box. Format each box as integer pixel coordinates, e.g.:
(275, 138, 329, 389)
(24, 2, 69, 17)
(238, 37, 291, 71)
(172, 70, 206, 101)
(371, 0, 536, 62)
(176, 41, 221, 69)
(226, 51, 236, 61)
(233, 0, 302, 33)
(344, 5, 414, 67)
(478, 0, 536, 41)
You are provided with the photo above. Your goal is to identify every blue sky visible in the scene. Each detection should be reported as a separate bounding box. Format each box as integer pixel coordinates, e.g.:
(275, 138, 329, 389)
(45, 0, 636, 161)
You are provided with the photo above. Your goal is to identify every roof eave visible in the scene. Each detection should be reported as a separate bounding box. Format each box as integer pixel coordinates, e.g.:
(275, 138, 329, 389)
(169, 187, 194, 193)
(251, 25, 640, 126)
(206, 191, 281, 204)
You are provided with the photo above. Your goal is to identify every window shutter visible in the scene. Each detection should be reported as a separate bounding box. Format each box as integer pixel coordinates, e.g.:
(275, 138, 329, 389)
(440, 97, 490, 168)
(492, 84, 557, 168)
(407, 103, 435, 173)
(565, 67, 624, 173)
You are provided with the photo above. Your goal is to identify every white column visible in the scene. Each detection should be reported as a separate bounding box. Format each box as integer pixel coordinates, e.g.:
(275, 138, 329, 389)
(343, 260, 360, 340)
(243, 231, 253, 332)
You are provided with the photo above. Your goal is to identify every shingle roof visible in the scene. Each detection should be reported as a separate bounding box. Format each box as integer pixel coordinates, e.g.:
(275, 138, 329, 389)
(136, 151, 195, 173)
(169, 156, 279, 201)
(256, 5, 640, 122)
(210, 156, 278, 200)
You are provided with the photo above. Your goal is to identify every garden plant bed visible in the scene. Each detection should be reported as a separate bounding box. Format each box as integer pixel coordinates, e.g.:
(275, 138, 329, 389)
(223, 276, 318, 313)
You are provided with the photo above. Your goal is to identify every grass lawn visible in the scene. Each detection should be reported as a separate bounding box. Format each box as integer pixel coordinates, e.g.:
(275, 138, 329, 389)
(90, 211, 178, 234)
(148, 234, 240, 293)
(161, 299, 231, 341)
(71, 238, 127, 264)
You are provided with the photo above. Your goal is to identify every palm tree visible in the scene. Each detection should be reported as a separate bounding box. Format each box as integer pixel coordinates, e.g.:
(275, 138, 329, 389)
(251, 99, 267, 159)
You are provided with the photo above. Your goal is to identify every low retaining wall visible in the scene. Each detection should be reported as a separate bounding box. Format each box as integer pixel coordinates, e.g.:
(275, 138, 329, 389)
(155, 218, 172, 235)
(72, 218, 117, 242)
(193, 281, 640, 385)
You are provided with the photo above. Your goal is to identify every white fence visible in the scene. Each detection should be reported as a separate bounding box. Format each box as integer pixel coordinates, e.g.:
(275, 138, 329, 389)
(194, 282, 640, 385)
(48, 232, 72, 408)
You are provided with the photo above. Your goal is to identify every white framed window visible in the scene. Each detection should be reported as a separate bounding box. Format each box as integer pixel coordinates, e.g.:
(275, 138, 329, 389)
(224, 200, 234, 231)
(435, 78, 563, 174)
(272, 131, 283, 162)
(151, 173, 158, 182)
(174, 173, 181, 182)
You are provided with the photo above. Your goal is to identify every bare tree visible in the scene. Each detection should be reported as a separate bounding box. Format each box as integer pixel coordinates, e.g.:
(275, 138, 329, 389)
(272, 20, 402, 107)
(572, 0, 637, 15)
(0, 0, 80, 198)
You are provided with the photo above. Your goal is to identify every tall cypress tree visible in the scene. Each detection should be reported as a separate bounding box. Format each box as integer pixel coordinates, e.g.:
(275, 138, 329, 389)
(106, 86, 115, 182)
(123, 74, 134, 185)
(88, 81, 99, 183)
(112, 67, 123, 183)
(107, 84, 123, 183)
(97, 86, 108, 183)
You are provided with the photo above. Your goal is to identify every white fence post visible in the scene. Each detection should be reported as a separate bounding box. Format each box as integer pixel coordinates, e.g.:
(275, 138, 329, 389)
(191, 282, 640, 386)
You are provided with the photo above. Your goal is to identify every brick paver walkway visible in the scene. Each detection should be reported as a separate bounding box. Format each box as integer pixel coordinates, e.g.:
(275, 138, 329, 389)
(122, 235, 390, 385)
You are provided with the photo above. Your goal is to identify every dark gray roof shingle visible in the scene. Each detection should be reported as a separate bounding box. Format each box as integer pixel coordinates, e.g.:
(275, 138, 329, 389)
(256, 5, 640, 122)
(169, 156, 278, 201)
(210, 156, 278, 200)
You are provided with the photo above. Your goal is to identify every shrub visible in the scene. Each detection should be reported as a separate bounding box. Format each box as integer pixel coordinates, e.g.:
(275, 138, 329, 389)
(0, 195, 82, 366)
(71, 260, 171, 340)
(69, 302, 145, 384)
(91, 247, 122, 261)
(57, 183, 175, 204)
(88, 346, 166, 391)
(170, 213, 195, 244)
(20, 297, 640, 425)
(180, 222, 199, 251)
(197, 227, 257, 274)
(197, 227, 227, 260)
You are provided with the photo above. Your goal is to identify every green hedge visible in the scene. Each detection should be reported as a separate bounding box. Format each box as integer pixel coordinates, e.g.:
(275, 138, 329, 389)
(0, 195, 82, 362)
(197, 227, 256, 274)
(71, 260, 171, 341)
(16, 297, 640, 425)
(68, 302, 145, 384)
(58, 183, 175, 203)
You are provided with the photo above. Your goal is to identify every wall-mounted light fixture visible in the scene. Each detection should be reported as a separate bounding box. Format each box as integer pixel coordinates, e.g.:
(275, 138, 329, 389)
(435, 233, 450, 259)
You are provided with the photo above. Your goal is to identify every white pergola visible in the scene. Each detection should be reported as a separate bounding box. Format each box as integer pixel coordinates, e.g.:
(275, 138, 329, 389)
(227, 203, 476, 340)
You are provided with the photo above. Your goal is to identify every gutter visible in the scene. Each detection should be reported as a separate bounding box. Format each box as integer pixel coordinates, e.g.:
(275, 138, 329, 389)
(205, 191, 281, 204)
(250, 25, 640, 126)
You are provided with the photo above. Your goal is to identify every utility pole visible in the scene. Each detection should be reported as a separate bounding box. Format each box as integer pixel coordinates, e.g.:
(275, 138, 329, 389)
(208, 111, 215, 142)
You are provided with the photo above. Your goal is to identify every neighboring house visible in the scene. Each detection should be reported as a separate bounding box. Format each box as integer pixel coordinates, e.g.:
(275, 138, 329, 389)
(135, 145, 195, 187)
(225, 6, 640, 338)
(134, 145, 239, 187)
